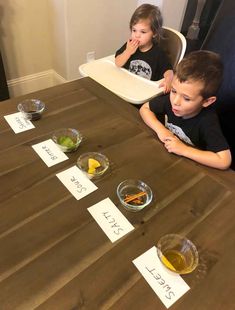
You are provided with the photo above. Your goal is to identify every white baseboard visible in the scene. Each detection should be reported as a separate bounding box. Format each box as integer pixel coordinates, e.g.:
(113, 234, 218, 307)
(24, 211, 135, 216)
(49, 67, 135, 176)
(7, 70, 67, 97)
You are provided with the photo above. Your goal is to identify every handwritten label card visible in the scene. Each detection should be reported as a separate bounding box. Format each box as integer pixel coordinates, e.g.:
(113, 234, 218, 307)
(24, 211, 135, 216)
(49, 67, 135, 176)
(32, 139, 68, 167)
(56, 165, 97, 200)
(88, 197, 134, 242)
(133, 246, 190, 308)
(4, 112, 35, 133)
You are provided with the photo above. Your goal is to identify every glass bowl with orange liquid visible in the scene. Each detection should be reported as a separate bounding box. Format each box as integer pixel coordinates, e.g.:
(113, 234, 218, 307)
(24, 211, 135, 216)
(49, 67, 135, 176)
(157, 234, 199, 274)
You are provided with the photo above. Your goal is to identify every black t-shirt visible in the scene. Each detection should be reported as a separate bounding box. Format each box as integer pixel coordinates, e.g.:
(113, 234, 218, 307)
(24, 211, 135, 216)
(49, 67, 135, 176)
(149, 95, 230, 152)
(115, 42, 172, 81)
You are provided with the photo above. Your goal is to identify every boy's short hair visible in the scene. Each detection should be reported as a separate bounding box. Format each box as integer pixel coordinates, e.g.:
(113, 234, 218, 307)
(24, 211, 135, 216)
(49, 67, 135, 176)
(175, 50, 223, 99)
(130, 4, 163, 42)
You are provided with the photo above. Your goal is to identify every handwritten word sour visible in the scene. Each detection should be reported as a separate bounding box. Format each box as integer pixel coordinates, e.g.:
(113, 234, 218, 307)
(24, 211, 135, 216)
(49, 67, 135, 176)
(70, 176, 86, 193)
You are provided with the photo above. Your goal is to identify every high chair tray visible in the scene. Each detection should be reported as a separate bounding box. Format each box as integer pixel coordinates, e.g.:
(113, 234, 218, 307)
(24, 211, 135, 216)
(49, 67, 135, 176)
(79, 55, 164, 105)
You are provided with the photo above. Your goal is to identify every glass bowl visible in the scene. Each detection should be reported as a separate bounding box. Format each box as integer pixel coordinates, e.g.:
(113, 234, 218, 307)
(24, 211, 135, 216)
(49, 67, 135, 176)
(77, 152, 109, 178)
(17, 99, 45, 120)
(117, 179, 153, 212)
(157, 234, 199, 274)
(52, 128, 82, 153)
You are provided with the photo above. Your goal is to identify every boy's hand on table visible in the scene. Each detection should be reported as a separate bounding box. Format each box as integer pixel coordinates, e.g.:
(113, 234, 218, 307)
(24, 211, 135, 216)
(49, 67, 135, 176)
(163, 136, 188, 155)
(157, 129, 174, 143)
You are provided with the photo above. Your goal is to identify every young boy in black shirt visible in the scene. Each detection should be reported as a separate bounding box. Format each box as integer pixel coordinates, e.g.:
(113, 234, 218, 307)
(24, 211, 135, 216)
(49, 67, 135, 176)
(140, 50, 231, 170)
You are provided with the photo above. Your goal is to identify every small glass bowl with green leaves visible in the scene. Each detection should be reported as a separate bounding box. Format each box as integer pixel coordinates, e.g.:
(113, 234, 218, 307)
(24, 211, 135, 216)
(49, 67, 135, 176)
(52, 128, 82, 152)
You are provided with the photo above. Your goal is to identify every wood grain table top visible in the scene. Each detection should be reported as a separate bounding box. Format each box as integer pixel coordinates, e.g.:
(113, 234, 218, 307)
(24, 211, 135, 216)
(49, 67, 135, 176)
(0, 77, 234, 310)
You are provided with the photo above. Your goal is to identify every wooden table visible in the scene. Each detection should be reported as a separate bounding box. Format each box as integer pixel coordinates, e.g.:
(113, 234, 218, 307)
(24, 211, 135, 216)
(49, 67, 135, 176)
(0, 78, 234, 310)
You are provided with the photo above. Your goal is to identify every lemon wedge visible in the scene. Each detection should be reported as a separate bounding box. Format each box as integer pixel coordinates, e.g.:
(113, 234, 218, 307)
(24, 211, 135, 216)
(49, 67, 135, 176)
(88, 158, 101, 174)
(161, 255, 176, 271)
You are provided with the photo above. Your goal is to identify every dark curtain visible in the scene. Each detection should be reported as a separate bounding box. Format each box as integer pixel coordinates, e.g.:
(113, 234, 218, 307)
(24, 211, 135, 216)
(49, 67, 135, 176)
(0, 52, 9, 101)
(202, 0, 235, 169)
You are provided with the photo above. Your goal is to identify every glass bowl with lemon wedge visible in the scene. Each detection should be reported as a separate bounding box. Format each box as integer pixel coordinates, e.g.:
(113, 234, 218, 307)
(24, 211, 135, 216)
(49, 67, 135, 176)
(77, 152, 109, 179)
(52, 128, 82, 152)
(157, 234, 199, 274)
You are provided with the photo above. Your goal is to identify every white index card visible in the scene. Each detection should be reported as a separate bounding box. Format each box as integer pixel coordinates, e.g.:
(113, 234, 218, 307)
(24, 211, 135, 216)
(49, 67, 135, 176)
(88, 197, 135, 242)
(32, 139, 68, 167)
(56, 165, 98, 200)
(4, 112, 35, 133)
(133, 246, 190, 308)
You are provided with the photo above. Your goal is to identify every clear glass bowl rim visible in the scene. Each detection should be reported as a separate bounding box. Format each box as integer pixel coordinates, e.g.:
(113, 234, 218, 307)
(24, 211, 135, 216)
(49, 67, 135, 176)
(116, 178, 153, 210)
(157, 233, 199, 274)
(77, 151, 109, 175)
(17, 99, 45, 113)
(52, 128, 83, 149)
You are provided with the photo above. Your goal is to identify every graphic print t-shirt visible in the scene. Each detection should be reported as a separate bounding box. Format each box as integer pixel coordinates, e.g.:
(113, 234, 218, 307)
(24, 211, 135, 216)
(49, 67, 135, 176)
(149, 95, 230, 152)
(115, 42, 172, 81)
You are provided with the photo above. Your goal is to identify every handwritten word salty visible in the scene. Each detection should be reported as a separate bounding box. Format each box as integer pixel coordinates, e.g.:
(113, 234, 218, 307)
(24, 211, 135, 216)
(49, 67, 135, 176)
(102, 211, 124, 235)
(88, 198, 134, 243)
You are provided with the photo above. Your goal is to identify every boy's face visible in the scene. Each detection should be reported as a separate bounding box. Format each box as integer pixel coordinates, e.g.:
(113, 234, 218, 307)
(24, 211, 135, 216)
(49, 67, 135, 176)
(170, 76, 208, 119)
(131, 19, 154, 50)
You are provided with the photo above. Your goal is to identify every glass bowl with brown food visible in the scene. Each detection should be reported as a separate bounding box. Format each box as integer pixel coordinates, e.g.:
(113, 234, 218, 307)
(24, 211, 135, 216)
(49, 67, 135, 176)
(117, 179, 153, 212)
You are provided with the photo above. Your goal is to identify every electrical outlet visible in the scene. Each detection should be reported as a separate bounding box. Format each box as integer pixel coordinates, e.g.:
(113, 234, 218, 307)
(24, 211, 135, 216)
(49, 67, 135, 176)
(86, 51, 95, 63)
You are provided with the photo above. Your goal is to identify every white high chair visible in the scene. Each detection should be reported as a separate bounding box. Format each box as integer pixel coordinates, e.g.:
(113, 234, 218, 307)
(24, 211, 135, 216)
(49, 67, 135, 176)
(79, 27, 186, 105)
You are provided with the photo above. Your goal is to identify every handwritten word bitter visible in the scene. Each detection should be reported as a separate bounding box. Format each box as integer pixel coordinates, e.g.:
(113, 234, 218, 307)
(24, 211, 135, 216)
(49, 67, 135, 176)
(42, 145, 58, 161)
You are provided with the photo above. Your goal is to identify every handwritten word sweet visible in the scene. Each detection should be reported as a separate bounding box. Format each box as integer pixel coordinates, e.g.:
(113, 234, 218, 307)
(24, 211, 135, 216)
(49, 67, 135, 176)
(145, 266, 175, 300)
(133, 246, 190, 308)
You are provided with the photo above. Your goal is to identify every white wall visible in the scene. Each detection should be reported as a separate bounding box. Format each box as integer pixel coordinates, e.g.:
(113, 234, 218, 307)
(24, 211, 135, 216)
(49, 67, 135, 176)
(162, 0, 188, 30)
(138, 0, 188, 31)
(0, 0, 188, 96)
(138, 0, 162, 7)
(0, 0, 52, 79)
(0, 0, 137, 95)
(48, 0, 68, 79)
(66, 0, 137, 80)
